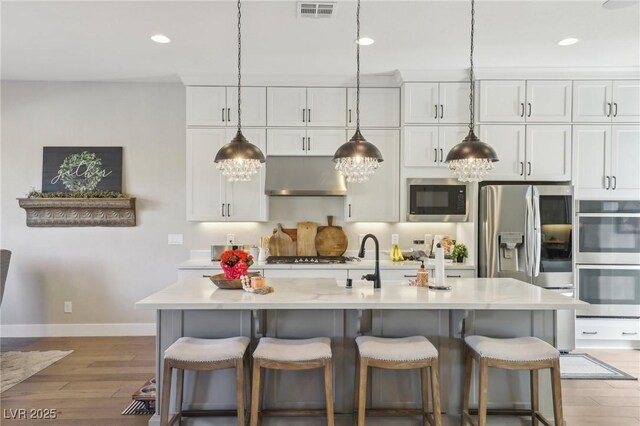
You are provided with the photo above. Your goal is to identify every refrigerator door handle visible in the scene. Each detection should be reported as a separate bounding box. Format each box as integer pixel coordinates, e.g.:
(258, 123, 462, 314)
(525, 187, 533, 277)
(532, 186, 542, 278)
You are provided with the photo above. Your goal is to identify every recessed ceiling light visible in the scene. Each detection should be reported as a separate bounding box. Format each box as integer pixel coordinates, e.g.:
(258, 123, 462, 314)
(557, 37, 579, 46)
(151, 34, 171, 44)
(356, 37, 374, 46)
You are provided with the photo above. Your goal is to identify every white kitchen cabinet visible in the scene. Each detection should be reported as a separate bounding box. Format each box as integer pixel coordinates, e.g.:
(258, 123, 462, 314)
(479, 80, 526, 122)
(345, 129, 400, 222)
(187, 86, 266, 127)
(574, 124, 640, 199)
(348, 88, 400, 128)
(267, 87, 346, 127)
(186, 128, 268, 221)
(439, 83, 473, 124)
(478, 125, 570, 181)
(403, 125, 470, 168)
(267, 128, 343, 156)
(403, 82, 471, 125)
(576, 318, 640, 342)
(379, 268, 475, 280)
(525, 125, 571, 181)
(573, 80, 640, 123)
(479, 125, 526, 180)
(525, 81, 572, 122)
(480, 80, 572, 123)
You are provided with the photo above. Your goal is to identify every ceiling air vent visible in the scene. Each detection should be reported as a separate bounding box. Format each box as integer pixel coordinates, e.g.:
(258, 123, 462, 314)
(298, 2, 337, 18)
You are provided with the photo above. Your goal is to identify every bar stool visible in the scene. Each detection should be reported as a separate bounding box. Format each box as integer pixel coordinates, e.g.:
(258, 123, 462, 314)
(250, 337, 334, 426)
(160, 336, 250, 426)
(462, 335, 563, 426)
(354, 336, 442, 426)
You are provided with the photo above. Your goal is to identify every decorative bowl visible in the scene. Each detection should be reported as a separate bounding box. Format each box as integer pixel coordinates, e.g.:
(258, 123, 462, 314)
(209, 272, 261, 289)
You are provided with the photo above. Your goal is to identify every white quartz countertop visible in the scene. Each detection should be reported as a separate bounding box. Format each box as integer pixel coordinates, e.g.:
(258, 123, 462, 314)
(136, 277, 586, 311)
(178, 259, 476, 271)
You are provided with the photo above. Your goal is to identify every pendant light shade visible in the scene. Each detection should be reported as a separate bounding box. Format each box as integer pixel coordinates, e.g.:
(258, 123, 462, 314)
(333, 0, 383, 183)
(445, 0, 498, 182)
(214, 0, 265, 182)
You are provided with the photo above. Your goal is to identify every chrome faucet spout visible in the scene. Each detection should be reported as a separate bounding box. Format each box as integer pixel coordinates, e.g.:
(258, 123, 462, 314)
(358, 234, 381, 289)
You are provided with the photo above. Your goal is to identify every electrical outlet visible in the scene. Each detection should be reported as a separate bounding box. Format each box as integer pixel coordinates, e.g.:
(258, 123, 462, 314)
(167, 234, 183, 245)
(391, 234, 399, 245)
(358, 234, 366, 246)
(226, 234, 235, 245)
(64, 301, 72, 313)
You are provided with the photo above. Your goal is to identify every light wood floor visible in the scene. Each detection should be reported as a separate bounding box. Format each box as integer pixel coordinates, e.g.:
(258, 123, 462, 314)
(0, 337, 638, 425)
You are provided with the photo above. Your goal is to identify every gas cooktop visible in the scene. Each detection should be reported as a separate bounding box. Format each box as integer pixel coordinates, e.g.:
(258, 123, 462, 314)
(265, 256, 354, 264)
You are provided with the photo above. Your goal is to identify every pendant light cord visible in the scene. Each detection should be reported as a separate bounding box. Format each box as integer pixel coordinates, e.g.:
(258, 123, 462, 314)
(356, 0, 361, 131)
(237, 0, 242, 132)
(468, 0, 475, 131)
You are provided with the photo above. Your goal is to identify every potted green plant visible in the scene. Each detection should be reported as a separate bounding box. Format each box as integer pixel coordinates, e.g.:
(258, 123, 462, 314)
(451, 243, 468, 263)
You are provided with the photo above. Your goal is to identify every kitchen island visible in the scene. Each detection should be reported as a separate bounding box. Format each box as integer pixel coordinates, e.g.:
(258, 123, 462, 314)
(136, 277, 586, 425)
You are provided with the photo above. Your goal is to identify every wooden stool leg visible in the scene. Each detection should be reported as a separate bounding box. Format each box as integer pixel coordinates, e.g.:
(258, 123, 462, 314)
(324, 359, 335, 426)
(175, 368, 184, 425)
(353, 351, 361, 421)
(160, 359, 173, 426)
(531, 368, 539, 426)
(421, 366, 430, 424)
(551, 359, 564, 426)
(357, 358, 368, 426)
(461, 352, 473, 426)
(477, 359, 489, 426)
(430, 360, 442, 426)
(236, 358, 245, 426)
(250, 360, 262, 426)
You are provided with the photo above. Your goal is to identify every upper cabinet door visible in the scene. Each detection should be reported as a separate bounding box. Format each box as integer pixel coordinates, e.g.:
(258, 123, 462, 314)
(403, 126, 439, 168)
(525, 125, 571, 181)
(224, 128, 268, 221)
(612, 81, 640, 123)
(267, 88, 307, 127)
(186, 87, 227, 126)
(266, 128, 307, 156)
(186, 128, 227, 221)
(479, 80, 526, 122)
(573, 125, 611, 199)
(402, 83, 439, 124)
(306, 88, 347, 127)
(438, 125, 472, 167)
(439, 82, 472, 124)
(306, 129, 346, 156)
(348, 88, 400, 128)
(479, 125, 526, 181)
(226, 87, 267, 127)
(573, 81, 613, 123)
(526, 80, 572, 122)
(345, 129, 400, 222)
(611, 125, 640, 198)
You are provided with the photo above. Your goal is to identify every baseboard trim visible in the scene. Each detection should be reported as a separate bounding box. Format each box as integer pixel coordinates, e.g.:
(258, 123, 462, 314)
(0, 323, 156, 337)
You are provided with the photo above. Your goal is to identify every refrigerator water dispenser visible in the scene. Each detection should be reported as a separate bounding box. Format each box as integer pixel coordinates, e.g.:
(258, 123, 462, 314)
(498, 232, 524, 272)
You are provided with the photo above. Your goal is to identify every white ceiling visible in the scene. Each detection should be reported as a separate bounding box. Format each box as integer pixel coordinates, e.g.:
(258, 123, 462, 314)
(2, 1, 639, 83)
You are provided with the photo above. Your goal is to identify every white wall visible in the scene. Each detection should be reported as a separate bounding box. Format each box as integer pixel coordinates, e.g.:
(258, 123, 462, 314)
(0, 81, 188, 332)
(0, 81, 469, 335)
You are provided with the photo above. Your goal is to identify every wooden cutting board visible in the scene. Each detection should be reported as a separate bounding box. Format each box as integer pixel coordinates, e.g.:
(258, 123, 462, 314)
(315, 216, 348, 257)
(269, 223, 295, 256)
(296, 222, 318, 256)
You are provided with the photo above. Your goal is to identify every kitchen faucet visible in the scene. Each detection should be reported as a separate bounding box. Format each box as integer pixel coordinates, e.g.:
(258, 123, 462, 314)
(358, 234, 381, 289)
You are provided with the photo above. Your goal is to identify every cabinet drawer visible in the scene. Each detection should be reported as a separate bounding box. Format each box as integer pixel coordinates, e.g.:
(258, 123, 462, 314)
(378, 268, 475, 281)
(444, 268, 476, 278)
(576, 318, 640, 340)
(263, 269, 348, 280)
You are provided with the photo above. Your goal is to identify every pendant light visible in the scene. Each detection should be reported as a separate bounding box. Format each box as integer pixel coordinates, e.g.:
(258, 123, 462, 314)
(333, 0, 383, 183)
(214, 0, 265, 182)
(445, 0, 498, 182)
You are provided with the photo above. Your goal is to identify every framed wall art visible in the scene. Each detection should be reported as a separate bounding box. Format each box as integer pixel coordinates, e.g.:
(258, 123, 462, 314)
(42, 147, 123, 193)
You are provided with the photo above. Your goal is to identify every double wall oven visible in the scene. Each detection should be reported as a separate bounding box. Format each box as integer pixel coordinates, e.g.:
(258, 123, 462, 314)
(576, 200, 640, 317)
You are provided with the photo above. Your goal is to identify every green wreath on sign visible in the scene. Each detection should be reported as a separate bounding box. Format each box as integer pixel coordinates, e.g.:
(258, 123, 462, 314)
(56, 151, 109, 192)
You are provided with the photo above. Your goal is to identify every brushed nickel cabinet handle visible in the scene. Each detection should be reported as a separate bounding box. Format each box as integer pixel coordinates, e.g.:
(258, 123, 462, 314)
(348, 204, 352, 218)
(302, 137, 306, 151)
(520, 161, 524, 176)
(227, 203, 231, 217)
(447, 275, 462, 278)
(404, 275, 418, 278)
(527, 103, 532, 118)
(613, 102, 618, 117)
(605, 175, 611, 190)
(302, 109, 306, 123)
(440, 104, 444, 119)
(349, 109, 352, 123)
(307, 108, 311, 123)
(582, 331, 598, 335)
(622, 332, 638, 336)
(202, 275, 211, 278)
(435, 105, 438, 119)
(434, 148, 438, 163)
(307, 137, 311, 151)
(440, 148, 444, 163)
(527, 162, 532, 176)
(221, 203, 225, 217)
(607, 102, 612, 117)
(612, 176, 617, 190)
(227, 108, 231, 122)
(222, 108, 226, 122)
(520, 102, 525, 117)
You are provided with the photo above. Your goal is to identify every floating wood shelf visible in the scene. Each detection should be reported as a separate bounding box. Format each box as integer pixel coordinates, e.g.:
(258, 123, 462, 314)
(17, 198, 136, 227)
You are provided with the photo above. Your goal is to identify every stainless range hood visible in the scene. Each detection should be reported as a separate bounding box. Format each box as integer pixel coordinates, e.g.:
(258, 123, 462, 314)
(265, 156, 347, 196)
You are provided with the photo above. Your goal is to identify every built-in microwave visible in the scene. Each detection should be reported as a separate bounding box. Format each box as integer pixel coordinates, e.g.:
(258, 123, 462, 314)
(407, 179, 469, 222)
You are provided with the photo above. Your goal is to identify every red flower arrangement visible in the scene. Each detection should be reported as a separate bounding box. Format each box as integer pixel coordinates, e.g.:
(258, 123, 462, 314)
(220, 249, 254, 279)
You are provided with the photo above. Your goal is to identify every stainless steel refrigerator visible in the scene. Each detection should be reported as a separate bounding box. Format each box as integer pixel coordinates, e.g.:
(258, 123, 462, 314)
(479, 184, 575, 350)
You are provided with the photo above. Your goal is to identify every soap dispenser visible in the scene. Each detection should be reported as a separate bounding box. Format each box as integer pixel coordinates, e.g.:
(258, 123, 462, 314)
(417, 260, 428, 287)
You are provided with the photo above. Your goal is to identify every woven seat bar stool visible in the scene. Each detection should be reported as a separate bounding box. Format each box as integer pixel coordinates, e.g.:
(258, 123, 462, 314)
(462, 335, 564, 426)
(160, 336, 250, 426)
(250, 337, 334, 426)
(354, 336, 442, 426)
